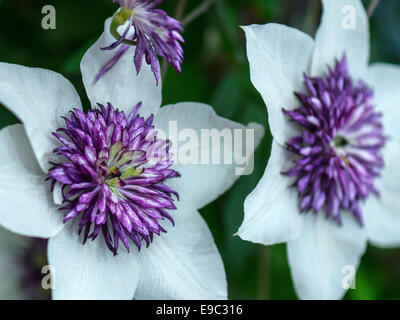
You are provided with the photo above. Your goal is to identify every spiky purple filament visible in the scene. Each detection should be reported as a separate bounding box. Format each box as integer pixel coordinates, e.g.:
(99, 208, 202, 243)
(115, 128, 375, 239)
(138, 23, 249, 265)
(95, 0, 184, 84)
(48, 103, 179, 255)
(283, 56, 385, 225)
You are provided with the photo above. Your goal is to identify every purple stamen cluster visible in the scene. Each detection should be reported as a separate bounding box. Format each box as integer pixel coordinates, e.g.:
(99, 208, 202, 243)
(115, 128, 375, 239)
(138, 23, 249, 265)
(283, 56, 385, 225)
(48, 103, 179, 255)
(96, 0, 184, 84)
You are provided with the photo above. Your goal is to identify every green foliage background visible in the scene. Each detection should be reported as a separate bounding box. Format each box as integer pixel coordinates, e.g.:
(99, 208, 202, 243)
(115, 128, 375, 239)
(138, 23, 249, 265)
(0, 0, 400, 299)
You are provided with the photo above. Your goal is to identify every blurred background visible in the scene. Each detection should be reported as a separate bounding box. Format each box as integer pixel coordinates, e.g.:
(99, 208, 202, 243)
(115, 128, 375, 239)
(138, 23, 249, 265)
(0, 0, 400, 299)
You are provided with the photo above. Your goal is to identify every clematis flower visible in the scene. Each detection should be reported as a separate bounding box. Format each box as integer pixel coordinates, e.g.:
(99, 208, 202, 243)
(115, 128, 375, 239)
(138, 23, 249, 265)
(237, 0, 400, 299)
(0, 18, 263, 299)
(95, 0, 184, 84)
(0, 227, 49, 300)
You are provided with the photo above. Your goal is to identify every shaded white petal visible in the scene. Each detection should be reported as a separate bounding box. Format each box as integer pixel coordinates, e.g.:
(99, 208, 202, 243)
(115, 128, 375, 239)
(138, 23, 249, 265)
(134, 203, 226, 300)
(367, 63, 400, 139)
(242, 23, 314, 145)
(311, 0, 369, 78)
(238, 141, 302, 244)
(81, 18, 161, 118)
(0, 125, 63, 238)
(362, 140, 400, 246)
(287, 213, 367, 300)
(0, 62, 82, 172)
(154, 102, 264, 209)
(0, 227, 28, 300)
(363, 63, 400, 246)
(363, 193, 400, 247)
(48, 223, 140, 300)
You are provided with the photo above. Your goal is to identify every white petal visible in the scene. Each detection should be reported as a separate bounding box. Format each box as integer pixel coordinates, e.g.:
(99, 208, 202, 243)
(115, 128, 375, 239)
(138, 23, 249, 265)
(362, 138, 400, 246)
(53, 182, 63, 206)
(362, 63, 400, 246)
(363, 193, 400, 247)
(81, 18, 161, 119)
(48, 223, 140, 300)
(0, 227, 28, 299)
(367, 63, 400, 139)
(311, 0, 369, 78)
(134, 203, 227, 300)
(242, 23, 314, 145)
(154, 102, 264, 209)
(0, 62, 82, 172)
(0, 125, 63, 238)
(238, 141, 302, 244)
(287, 213, 367, 300)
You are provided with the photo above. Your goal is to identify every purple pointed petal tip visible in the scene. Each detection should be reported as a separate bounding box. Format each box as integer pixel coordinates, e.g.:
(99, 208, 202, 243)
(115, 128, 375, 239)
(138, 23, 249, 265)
(95, 0, 184, 84)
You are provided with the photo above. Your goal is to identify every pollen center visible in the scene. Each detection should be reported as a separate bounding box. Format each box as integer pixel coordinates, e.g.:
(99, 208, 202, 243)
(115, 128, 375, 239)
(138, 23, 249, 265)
(48, 103, 180, 255)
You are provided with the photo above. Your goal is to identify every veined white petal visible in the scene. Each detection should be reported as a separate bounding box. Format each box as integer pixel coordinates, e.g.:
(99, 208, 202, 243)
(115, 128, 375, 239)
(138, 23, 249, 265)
(48, 223, 140, 300)
(0, 125, 63, 238)
(238, 141, 302, 244)
(0, 63, 82, 172)
(242, 23, 314, 146)
(287, 213, 367, 300)
(134, 203, 227, 300)
(311, 0, 369, 79)
(154, 102, 264, 210)
(81, 18, 161, 119)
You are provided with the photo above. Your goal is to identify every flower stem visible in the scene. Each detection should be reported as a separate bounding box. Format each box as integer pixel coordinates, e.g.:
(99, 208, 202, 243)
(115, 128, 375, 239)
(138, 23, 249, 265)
(257, 245, 270, 299)
(367, 0, 380, 17)
(182, 0, 217, 26)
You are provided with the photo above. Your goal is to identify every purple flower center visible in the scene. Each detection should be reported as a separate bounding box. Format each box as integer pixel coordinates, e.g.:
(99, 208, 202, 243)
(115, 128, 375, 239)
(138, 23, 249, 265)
(283, 56, 385, 225)
(48, 103, 179, 255)
(95, 0, 184, 84)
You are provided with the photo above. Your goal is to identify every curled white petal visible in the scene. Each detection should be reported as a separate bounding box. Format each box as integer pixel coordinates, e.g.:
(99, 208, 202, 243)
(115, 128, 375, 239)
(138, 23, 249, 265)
(238, 140, 302, 245)
(242, 23, 314, 146)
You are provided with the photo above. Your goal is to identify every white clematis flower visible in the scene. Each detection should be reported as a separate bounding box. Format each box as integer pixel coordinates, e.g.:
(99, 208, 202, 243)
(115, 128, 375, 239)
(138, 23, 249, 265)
(0, 18, 263, 300)
(237, 0, 400, 299)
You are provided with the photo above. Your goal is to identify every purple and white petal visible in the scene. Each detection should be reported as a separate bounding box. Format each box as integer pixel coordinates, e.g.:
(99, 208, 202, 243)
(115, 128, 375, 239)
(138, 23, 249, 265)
(81, 18, 161, 119)
(134, 203, 227, 300)
(98, 0, 184, 83)
(311, 0, 369, 79)
(238, 141, 303, 245)
(242, 23, 314, 146)
(154, 102, 264, 210)
(0, 125, 63, 238)
(0, 63, 82, 172)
